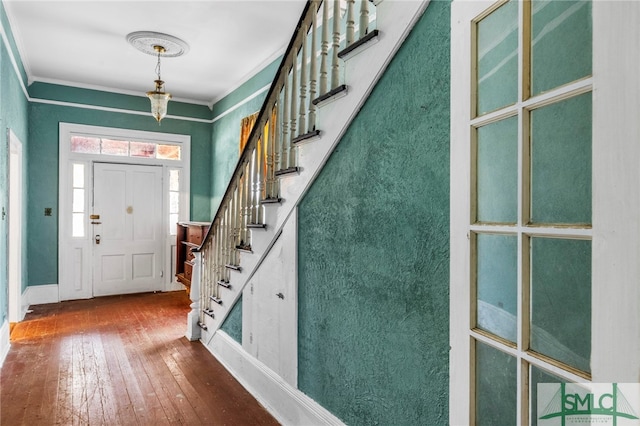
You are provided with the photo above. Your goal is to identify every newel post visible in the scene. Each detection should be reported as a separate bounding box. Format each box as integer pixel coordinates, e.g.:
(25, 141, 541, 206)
(185, 250, 202, 341)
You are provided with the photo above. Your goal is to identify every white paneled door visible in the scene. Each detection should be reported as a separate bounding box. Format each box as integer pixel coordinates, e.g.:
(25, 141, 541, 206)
(92, 163, 164, 296)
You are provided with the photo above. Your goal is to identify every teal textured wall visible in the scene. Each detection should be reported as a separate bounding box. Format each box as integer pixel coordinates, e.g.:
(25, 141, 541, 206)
(220, 296, 242, 344)
(210, 58, 280, 213)
(29, 82, 211, 121)
(297, 1, 451, 424)
(27, 101, 211, 286)
(0, 3, 29, 320)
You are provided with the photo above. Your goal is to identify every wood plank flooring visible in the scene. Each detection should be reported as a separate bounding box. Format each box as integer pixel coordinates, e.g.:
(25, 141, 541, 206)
(1, 291, 280, 426)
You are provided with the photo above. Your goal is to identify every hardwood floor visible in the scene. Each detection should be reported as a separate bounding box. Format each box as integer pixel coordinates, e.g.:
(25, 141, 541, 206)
(1, 291, 280, 426)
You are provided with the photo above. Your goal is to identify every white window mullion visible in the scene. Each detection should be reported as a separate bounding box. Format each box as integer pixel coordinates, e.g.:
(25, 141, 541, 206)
(517, 6, 527, 420)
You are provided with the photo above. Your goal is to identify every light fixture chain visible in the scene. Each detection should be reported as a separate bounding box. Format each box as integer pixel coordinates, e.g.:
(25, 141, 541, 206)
(156, 50, 162, 81)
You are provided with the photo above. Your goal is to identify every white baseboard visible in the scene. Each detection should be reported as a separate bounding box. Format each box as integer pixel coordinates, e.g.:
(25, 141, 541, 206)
(166, 281, 186, 292)
(0, 320, 10, 368)
(206, 331, 345, 426)
(25, 284, 59, 306)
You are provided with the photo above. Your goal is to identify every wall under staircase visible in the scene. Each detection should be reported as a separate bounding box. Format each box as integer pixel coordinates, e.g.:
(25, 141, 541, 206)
(189, 1, 437, 424)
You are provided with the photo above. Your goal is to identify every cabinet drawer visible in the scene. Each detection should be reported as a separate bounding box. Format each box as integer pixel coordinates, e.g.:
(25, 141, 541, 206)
(186, 249, 195, 262)
(184, 262, 193, 281)
(187, 226, 205, 245)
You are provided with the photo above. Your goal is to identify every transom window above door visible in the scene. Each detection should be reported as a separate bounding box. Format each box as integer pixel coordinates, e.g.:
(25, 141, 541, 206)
(70, 136, 182, 160)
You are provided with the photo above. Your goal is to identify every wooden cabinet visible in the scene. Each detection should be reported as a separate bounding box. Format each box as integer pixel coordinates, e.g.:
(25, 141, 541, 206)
(175, 222, 210, 291)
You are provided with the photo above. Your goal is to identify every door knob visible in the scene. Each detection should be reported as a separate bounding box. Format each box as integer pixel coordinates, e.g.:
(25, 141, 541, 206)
(95, 234, 101, 244)
(276, 292, 284, 299)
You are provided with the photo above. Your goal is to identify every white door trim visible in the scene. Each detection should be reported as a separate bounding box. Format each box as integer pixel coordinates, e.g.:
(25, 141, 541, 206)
(58, 123, 191, 301)
(8, 129, 24, 322)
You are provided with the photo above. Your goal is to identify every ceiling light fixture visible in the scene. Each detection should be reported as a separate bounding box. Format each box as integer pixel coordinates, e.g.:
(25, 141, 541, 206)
(146, 45, 171, 123)
(126, 31, 189, 124)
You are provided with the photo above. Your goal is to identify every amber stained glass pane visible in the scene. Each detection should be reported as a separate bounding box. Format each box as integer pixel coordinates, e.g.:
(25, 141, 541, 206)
(157, 144, 181, 160)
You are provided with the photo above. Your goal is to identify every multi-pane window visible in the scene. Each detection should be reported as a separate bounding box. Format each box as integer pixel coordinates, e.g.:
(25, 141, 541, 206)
(471, 0, 592, 423)
(71, 136, 181, 160)
(169, 169, 181, 235)
(71, 163, 86, 238)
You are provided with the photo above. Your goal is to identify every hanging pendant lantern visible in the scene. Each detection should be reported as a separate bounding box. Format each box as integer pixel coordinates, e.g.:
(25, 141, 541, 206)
(146, 45, 172, 124)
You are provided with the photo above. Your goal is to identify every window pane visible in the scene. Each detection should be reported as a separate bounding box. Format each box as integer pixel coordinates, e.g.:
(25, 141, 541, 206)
(70, 136, 100, 154)
(530, 237, 591, 372)
(169, 213, 179, 235)
(476, 341, 517, 426)
(72, 213, 84, 238)
(72, 163, 84, 188)
(476, 233, 518, 342)
(169, 169, 180, 192)
(72, 189, 84, 213)
(531, 0, 592, 95)
(476, 117, 518, 223)
(130, 141, 156, 158)
(530, 365, 566, 426)
(101, 139, 129, 156)
(530, 93, 591, 224)
(476, 0, 518, 116)
(157, 144, 181, 160)
(169, 192, 180, 214)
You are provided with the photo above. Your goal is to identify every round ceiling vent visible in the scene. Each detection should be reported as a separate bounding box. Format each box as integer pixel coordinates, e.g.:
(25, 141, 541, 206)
(126, 31, 189, 57)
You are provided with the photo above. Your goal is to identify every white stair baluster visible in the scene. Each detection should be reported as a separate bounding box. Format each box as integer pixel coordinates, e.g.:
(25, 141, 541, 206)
(331, 0, 341, 90)
(270, 105, 280, 198)
(281, 75, 290, 170)
(299, 23, 308, 135)
(359, 0, 369, 38)
(346, 0, 355, 46)
(255, 138, 264, 223)
(289, 61, 298, 167)
(308, 2, 318, 131)
(320, 0, 329, 96)
(243, 161, 251, 245)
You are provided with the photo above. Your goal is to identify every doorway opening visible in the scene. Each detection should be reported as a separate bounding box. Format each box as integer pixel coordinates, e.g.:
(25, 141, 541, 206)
(58, 123, 191, 301)
(8, 129, 23, 328)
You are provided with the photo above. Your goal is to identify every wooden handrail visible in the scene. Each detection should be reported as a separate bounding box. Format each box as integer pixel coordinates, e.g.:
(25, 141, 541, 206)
(194, 0, 316, 253)
(193, 0, 377, 329)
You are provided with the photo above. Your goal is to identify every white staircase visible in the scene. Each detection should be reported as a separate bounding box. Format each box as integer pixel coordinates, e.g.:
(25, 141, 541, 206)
(185, 1, 430, 423)
(192, 0, 429, 342)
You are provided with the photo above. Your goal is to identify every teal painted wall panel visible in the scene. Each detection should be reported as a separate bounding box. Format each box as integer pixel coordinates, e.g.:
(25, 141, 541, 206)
(211, 58, 280, 118)
(27, 102, 211, 286)
(0, 39, 29, 320)
(0, 3, 28, 85)
(28, 82, 212, 121)
(297, 2, 450, 424)
(210, 58, 279, 213)
(220, 296, 242, 344)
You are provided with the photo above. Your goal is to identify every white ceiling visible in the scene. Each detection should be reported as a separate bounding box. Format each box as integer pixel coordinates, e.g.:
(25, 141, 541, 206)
(3, 1, 306, 107)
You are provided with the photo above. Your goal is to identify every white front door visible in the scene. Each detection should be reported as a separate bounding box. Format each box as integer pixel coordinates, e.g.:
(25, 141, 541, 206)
(92, 163, 164, 296)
